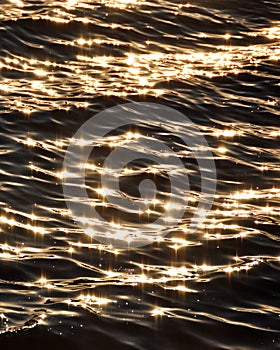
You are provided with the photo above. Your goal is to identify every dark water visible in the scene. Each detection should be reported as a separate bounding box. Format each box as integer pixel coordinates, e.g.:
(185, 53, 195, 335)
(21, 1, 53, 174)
(0, 0, 280, 349)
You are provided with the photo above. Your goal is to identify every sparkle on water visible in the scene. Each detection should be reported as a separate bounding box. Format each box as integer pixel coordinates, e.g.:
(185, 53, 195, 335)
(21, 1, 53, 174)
(0, 0, 279, 346)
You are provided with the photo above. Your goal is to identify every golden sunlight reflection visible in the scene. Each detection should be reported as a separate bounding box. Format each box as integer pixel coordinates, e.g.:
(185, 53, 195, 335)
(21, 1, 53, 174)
(9, 0, 24, 7)
(0, 2, 279, 334)
(102, 0, 145, 9)
(78, 294, 112, 306)
(151, 308, 165, 317)
(0, 29, 279, 113)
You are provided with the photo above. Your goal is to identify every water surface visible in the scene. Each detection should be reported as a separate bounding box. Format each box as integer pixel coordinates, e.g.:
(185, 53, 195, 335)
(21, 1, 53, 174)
(0, 1, 279, 349)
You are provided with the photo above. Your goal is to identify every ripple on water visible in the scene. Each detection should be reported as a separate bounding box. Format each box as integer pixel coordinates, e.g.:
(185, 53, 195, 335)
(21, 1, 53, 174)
(0, 0, 280, 349)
